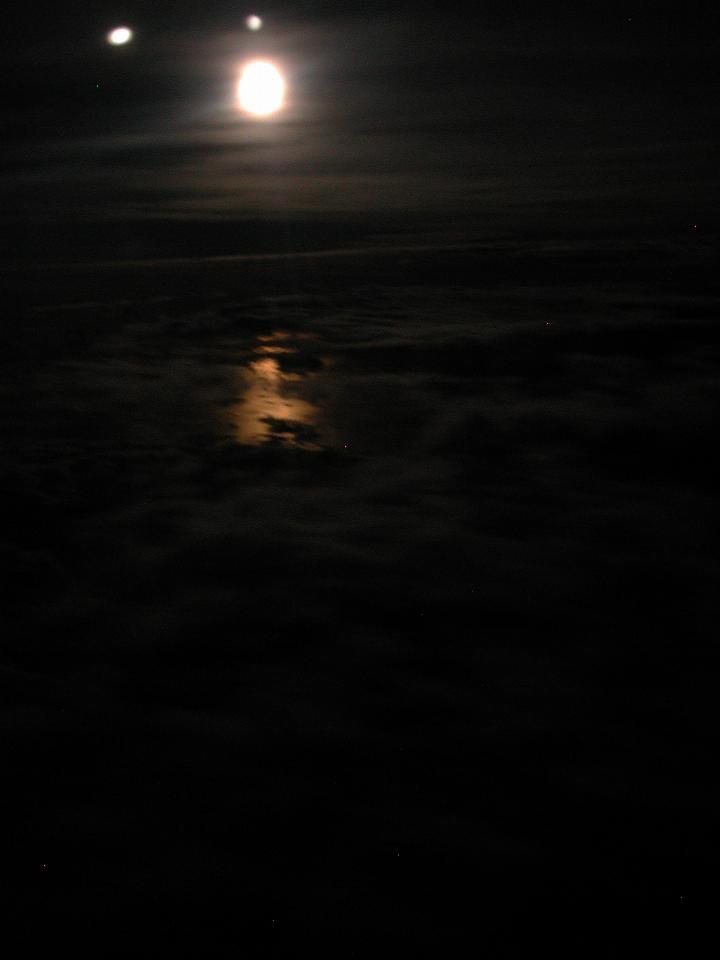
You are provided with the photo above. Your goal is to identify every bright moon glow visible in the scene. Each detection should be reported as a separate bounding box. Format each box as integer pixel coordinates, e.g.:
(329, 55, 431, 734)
(246, 15, 263, 31)
(238, 61, 285, 116)
(107, 27, 132, 46)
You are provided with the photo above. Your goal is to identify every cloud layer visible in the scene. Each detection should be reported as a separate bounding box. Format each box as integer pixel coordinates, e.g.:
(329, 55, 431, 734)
(2, 239, 718, 941)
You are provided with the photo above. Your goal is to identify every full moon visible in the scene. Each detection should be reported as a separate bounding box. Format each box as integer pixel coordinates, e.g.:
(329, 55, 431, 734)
(246, 15, 263, 31)
(107, 27, 133, 46)
(238, 61, 285, 116)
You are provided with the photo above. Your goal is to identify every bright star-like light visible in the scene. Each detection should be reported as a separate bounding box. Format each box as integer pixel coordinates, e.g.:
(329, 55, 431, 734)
(246, 14, 263, 31)
(238, 61, 285, 117)
(107, 26, 133, 46)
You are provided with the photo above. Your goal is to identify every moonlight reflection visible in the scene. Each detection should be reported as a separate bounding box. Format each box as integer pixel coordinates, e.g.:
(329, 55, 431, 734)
(228, 335, 327, 447)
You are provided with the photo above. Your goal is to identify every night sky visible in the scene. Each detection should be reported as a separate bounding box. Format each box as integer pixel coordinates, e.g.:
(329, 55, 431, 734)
(2, 2, 718, 954)
(4, 1, 717, 259)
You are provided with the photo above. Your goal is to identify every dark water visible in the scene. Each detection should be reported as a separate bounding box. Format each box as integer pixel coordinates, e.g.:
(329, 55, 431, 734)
(2, 239, 718, 950)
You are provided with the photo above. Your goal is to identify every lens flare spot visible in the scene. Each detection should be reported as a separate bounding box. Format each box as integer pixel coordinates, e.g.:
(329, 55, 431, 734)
(246, 15, 263, 31)
(238, 61, 285, 116)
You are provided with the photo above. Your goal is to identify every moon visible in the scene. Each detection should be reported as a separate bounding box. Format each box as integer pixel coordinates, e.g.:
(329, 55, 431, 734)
(238, 61, 285, 117)
(246, 15, 263, 31)
(107, 27, 133, 46)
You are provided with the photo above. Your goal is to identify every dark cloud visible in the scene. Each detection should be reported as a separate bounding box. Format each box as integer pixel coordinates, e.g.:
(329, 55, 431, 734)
(3, 243, 717, 940)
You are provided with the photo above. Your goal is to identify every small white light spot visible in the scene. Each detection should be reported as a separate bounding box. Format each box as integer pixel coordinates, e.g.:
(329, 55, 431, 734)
(107, 26, 133, 46)
(246, 15, 263, 31)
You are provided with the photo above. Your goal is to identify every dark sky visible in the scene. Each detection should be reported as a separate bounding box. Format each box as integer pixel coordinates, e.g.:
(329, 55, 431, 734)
(3, 1, 717, 259)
